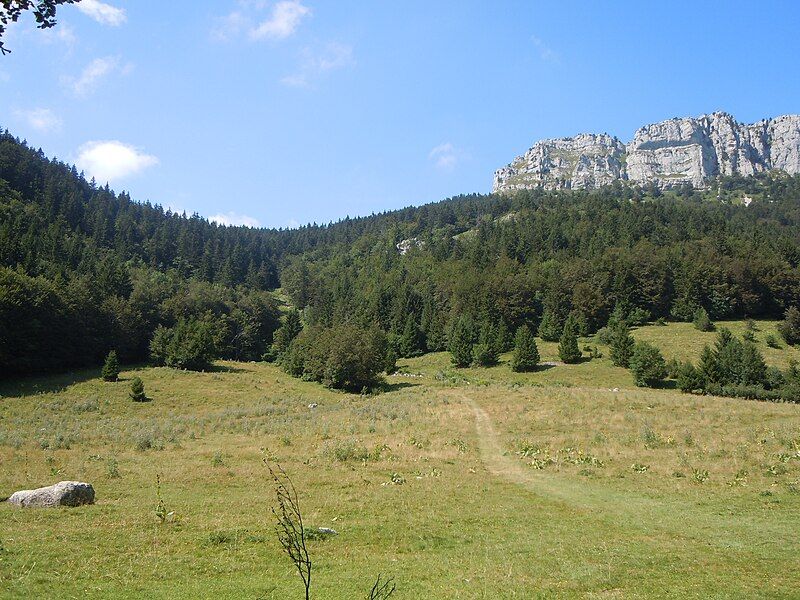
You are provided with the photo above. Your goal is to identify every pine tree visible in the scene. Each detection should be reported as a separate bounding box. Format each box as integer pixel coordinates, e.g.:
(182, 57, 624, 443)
(449, 316, 474, 368)
(538, 308, 561, 342)
(383, 347, 398, 374)
(629, 341, 667, 388)
(272, 309, 303, 358)
(511, 325, 539, 372)
(558, 315, 581, 364)
(399, 314, 424, 358)
(693, 307, 714, 332)
(740, 342, 767, 386)
(778, 306, 800, 346)
(129, 377, 147, 402)
(102, 350, 120, 382)
(473, 322, 501, 367)
(608, 321, 635, 368)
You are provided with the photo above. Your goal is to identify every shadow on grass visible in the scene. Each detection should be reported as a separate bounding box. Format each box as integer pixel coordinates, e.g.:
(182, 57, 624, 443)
(0, 368, 101, 398)
(209, 364, 249, 374)
(379, 381, 419, 393)
(0, 362, 152, 398)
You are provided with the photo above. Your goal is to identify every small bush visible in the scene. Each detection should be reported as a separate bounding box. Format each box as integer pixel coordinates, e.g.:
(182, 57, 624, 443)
(765, 333, 781, 348)
(106, 457, 120, 478)
(129, 377, 147, 402)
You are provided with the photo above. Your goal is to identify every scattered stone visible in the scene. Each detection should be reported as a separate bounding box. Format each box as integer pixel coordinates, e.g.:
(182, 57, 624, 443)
(316, 527, 338, 536)
(7, 481, 95, 508)
(308, 403, 318, 409)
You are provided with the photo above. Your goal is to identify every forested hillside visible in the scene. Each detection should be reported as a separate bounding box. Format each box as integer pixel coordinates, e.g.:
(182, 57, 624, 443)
(2, 130, 799, 377)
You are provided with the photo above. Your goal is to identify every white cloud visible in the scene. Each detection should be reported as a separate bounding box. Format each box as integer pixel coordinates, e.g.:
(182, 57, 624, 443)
(532, 35, 559, 63)
(282, 42, 354, 88)
(76, 0, 127, 26)
(75, 140, 158, 183)
(251, 1, 311, 40)
(209, 212, 261, 228)
(40, 22, 77, 47)
(429, 142, 460, 170)
(14, 108, 63, 133)
(64, 56, 131, 96)
(214, 1, 310, 42)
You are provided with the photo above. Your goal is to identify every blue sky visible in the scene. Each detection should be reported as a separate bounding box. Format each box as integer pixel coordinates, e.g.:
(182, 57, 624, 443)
(2, 1, 799, 228)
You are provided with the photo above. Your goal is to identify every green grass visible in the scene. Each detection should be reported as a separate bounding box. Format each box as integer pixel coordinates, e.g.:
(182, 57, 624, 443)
(1, 320, 799, 598)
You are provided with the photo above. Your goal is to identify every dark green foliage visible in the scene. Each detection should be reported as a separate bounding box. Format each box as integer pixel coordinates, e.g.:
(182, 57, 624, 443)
(682, 329, 774, 399)
(472, 344, 496, 367)
(0, 0, 77, 54)
(765, 333, 780, 348)
(677, 362, 704, 393)
(150, 319, 216, 371)
(627, 307, 650, 327)
(608, 320, 635, 368)
(101, 350, 120, 382)
(629, 341, 667, 387)
(272, 309, 303, 360)
(448, 316, 474, 368)
(511, 325, 539, 372)
(473, 322, 502, 367)
(558, 315, 581, 364)
(538, 309, 562, 342)
(778, 306, 800, 345)
(129, 377, 147, 402)
(282, 324, 387, 392)
(383, 347, 398, 375)
(3, 132, 800, 379)
(693, 307, 715, 332)
(398, 314, 425, 358)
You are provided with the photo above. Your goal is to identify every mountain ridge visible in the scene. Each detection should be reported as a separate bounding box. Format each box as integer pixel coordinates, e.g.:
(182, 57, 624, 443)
(494, 112, 800, 192)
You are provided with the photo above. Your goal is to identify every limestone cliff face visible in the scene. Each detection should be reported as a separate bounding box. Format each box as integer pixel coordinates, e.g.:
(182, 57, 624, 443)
(493, 112, 800, 192)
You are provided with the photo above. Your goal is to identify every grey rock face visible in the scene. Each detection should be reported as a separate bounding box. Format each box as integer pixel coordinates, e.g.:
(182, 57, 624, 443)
(494, 112, 800, 192)
(7, 481, 95, 508)
(493, 133, 626, 191)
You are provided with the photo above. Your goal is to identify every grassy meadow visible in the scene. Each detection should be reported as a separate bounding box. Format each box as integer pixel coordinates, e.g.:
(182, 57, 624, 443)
(1, 321, 799, 598)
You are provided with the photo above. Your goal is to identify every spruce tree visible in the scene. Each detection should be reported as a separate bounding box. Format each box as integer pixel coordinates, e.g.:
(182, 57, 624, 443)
(102, 350, 120, 382)
(449, 316, 474, 368)
(778, 306, 800, 346)
(629, 341, 667, 388)
(129, 377, 147, 402)
(693, 307, 714, 332)
(538, 308, 562, 342)
(272, 309, 303, 359)
(473, 322, 500, 367)
(511, 325, 539, 372)
(558, 315, 581, 364)
(399, 314, 424, 358)
(608, 321, 635, 368)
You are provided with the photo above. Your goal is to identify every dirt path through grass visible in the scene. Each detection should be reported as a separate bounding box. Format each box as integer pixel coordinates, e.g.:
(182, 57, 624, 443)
(458, 391, 795, 553)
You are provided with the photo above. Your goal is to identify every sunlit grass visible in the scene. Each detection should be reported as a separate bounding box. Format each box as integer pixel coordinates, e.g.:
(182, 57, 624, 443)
(0, 320, 798, 598)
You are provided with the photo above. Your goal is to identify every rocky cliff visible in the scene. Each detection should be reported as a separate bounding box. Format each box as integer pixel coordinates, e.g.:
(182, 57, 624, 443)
(493, 112, 800, 192)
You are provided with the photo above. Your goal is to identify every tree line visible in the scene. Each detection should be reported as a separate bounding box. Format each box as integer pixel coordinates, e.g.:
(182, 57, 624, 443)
(1, 130, 800, 381)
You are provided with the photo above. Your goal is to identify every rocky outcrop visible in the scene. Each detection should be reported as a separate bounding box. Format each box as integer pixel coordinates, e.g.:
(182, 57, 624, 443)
(7, 481, 95, 508)
(493, 134, 626, 191)
(494, 112, 800, 192)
